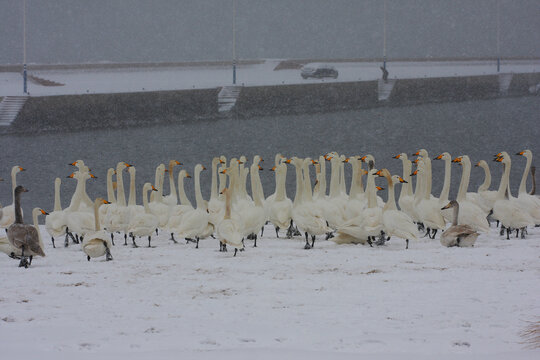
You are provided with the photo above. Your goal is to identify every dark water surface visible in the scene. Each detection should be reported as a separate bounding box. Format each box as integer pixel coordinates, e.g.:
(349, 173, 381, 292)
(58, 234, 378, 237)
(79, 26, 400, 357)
(1, 97, 539, 221)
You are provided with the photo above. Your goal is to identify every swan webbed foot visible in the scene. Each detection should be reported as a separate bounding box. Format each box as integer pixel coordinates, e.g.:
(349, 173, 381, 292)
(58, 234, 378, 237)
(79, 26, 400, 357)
(367, 237, 374, 247)
(499, 225, 505, 236)
(131, 234, 138, 248)
(430, 229, 438, 239)
(19, 257, 29, 268)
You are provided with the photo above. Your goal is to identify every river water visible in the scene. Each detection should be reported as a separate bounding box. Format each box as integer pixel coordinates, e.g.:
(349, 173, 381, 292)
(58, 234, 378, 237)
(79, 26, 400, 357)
(1, 96, 539, 221)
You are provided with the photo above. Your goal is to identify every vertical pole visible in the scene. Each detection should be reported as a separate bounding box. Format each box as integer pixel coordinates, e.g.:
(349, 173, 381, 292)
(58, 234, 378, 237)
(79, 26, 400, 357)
(383, 0, 387, 71)
(23, 0, 27, 94)
(496, 0, 500, 72)
(232, 0, 237, 85)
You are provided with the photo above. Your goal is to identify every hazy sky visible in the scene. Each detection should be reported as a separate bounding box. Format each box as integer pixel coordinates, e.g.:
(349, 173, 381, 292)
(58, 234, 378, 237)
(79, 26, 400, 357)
(1, 0, 539, 64)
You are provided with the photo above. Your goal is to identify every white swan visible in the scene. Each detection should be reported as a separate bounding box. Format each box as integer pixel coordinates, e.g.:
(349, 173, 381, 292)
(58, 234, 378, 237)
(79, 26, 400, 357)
(492, 152, 535, 239)
(515, 150, 540, 224)
(207, 157, 226, 228)
(377, 169, 418, 249)
(433, 152, 453, 223)
(474, 160, 498, 210)
(393, 153, 415, 219)
(148, 164, 170, 228)
(452, 156, 490, 232)
(104, 162, 131, 245)
(165, 169, 194, 242)
(44, 177, 68, 248)
(127, 183, 160, 248)
(162, 160, 183, 207)
(171, 164, 209, 248)
(82, 198, 113, 261)
(64, 169, 97, 243)
(236, 162, 266, 247)
(291, 157, 332, 249)
(440, 200, 479, 247)
(0, 166, 26, 228)
(266, 162, 293, 238)
(126, 166, 145, 220)
(344, 156, 368, 220)
(98, 168, 116, 234)
(412, 159, 446, 238)
(217, 187, 244, 256)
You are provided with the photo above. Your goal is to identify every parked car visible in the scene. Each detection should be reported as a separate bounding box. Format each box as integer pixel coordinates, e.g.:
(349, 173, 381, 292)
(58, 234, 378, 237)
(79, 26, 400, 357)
(301, 63, 338, 79)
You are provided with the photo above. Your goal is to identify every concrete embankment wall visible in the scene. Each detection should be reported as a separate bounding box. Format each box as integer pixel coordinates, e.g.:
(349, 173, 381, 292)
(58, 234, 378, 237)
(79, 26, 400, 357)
(2, 72, 539, 134)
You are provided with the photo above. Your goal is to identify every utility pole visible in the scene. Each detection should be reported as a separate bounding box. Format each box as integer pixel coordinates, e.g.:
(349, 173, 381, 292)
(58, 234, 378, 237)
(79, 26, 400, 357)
(496, 0, 500, 72)
(232, 0, 237, 85)
(23, 0, 27, 94)
(383, 0, 387, 71)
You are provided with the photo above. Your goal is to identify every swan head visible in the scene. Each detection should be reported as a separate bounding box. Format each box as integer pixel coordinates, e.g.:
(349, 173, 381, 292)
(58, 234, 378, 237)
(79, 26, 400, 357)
(452, 156, 463, 164)
(14, 185, 29, 195)
(39, 208, 49, 216)
(392, 153, 408, 160)
(441, 200, 458, 211)
(433, 152, 451, 161)
(170, 159, 182, 167)
(412, 149, 428, 158)
(516, 150, 532, 159)
(12, 166, 25, 175)
(475, 160, 488, 168)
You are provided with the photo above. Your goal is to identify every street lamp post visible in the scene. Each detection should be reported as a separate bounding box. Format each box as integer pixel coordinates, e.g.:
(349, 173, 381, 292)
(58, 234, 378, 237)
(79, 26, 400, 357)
(232, 0, 237, 85)
(23, 0, 27, 94)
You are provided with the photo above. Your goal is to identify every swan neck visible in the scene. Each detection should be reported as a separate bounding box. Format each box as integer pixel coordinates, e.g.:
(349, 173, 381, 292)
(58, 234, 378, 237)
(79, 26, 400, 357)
(275, 166, 286, 201)
(211, 160, 218, 200)
(143, 185, 151, 213)
(339, 160, 346, 195)
(424, 157, 432, 197)
(54, 178, 62, 212)
(302, 162, 313, 202)
(11, 168, 18, 202)
(224, 190, 232, 219)
(452, 204, 459, 226)
(519, 154, 532, 195)
(384, 178, 397, 211)
(14, 191, 24, 224)
(94, 201, 101, 231)
(478, 163, 491, 192)
(116, 167, 127, 206)
(293, 162, 303, 205)
(319, 157, 327, 196)
(178, 173, 192, 207)
(194, 168, 204, 210)
(367, 174, 377, 208)
(497, 162, 511, 198)
(329, 158, 339, 198)
(402, 159, 412, 196)
(128, 170, 136, 206)
(106, 170, 116, 203)
(457, 160, 471, 202)
(349, 160, 359, 198)
(439, 159, 451, 203)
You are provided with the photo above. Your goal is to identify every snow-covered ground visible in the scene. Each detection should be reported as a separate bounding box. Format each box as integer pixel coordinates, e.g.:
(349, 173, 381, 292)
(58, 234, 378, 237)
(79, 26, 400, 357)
(1, 59, 539, 97)
(1, 223, 539, 359)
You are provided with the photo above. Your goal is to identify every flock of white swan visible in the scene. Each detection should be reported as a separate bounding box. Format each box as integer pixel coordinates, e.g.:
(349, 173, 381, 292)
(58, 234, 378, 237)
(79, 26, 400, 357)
(0, 149, 538, 267)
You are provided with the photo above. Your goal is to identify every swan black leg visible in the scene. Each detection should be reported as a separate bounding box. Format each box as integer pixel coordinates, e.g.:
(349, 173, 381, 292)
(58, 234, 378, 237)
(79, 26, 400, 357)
(87, 255, 91, 261)
(406, 239, 409, 249)
(234, 248, 238, 257)
(515, 229, 519, 238)
(18, 246, 28, 268)
(430, 229, 438, 239)
(124, 233, 128, 246)
(28, 255, 33, 265)
(170, 233, 178, 244)
(110, 233, 115, 246)
(311, 235, 316, 248)
(520, 228, 526, 239)
(155, 228, 159, 236)
(367, 237, 373, 247)
(105, 245, 113, 261)
(286, 219, 295, 239)
(51, 236, 56, 248)
(260, 226, 264, 238)
(423, 228, 431, 238)
(64, 229, 69, 247)
(195, 237, 199, 249)
(275, 226, 280, 238)
(148, 236, 152, 248)
(506, 227, 511, 240)
(304, 232, 311, 249)
(131, 234, 138, 248)
(500, 225, 505, 236)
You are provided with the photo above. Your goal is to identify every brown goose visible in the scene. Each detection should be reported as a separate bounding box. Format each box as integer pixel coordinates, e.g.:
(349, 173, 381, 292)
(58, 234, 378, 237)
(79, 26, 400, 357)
(7, 186, 46, 267)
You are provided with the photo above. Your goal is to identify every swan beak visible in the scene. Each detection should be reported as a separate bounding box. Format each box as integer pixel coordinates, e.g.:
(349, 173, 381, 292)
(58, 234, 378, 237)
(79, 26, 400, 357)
(452, 157, 462, 163)
(285, 159, 292, 164)
(258, 165, 263, 170)
(270, 166, 276, 171)
(410, 170, 418, 176)
(360, 156, 367, 162)
(433, 154, 443, 160)
(202, 166, 207, 170)
(412, 158, 420, 164)
(516, 151, 524, 156)
(19, 167, 26, 171)
(102, 199, 111, 204)
(124, 163, 133, 167)
(441, 203, 452, 210)
(90, 174, 98, 179)
(40, 209, 49, 215)
(67, 173, 75, 178)
(175, 160, 183, 165)
(363, 170, 369, 175)
(412, 150, 420, 156)
(474, 162, 481, 167)
(376, 186, 384, 191)
(343, 158, 350, 163)
(494, 157, 503, 162)
(399, 177, 408, 183)
(493, 152, 502, 158)
(151, 185, 158, 191)
(219, 169, 227, 174)
(219, 159, 225, 164)
(260, 158, 264, 162)
(392, 154, 401, 159)
(164, 169, 169, 173)
(186, 173, 192, 178)
(68, 161, 77, 166)
(311, 160, 318, 165)
(375, 170, 382, 176)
